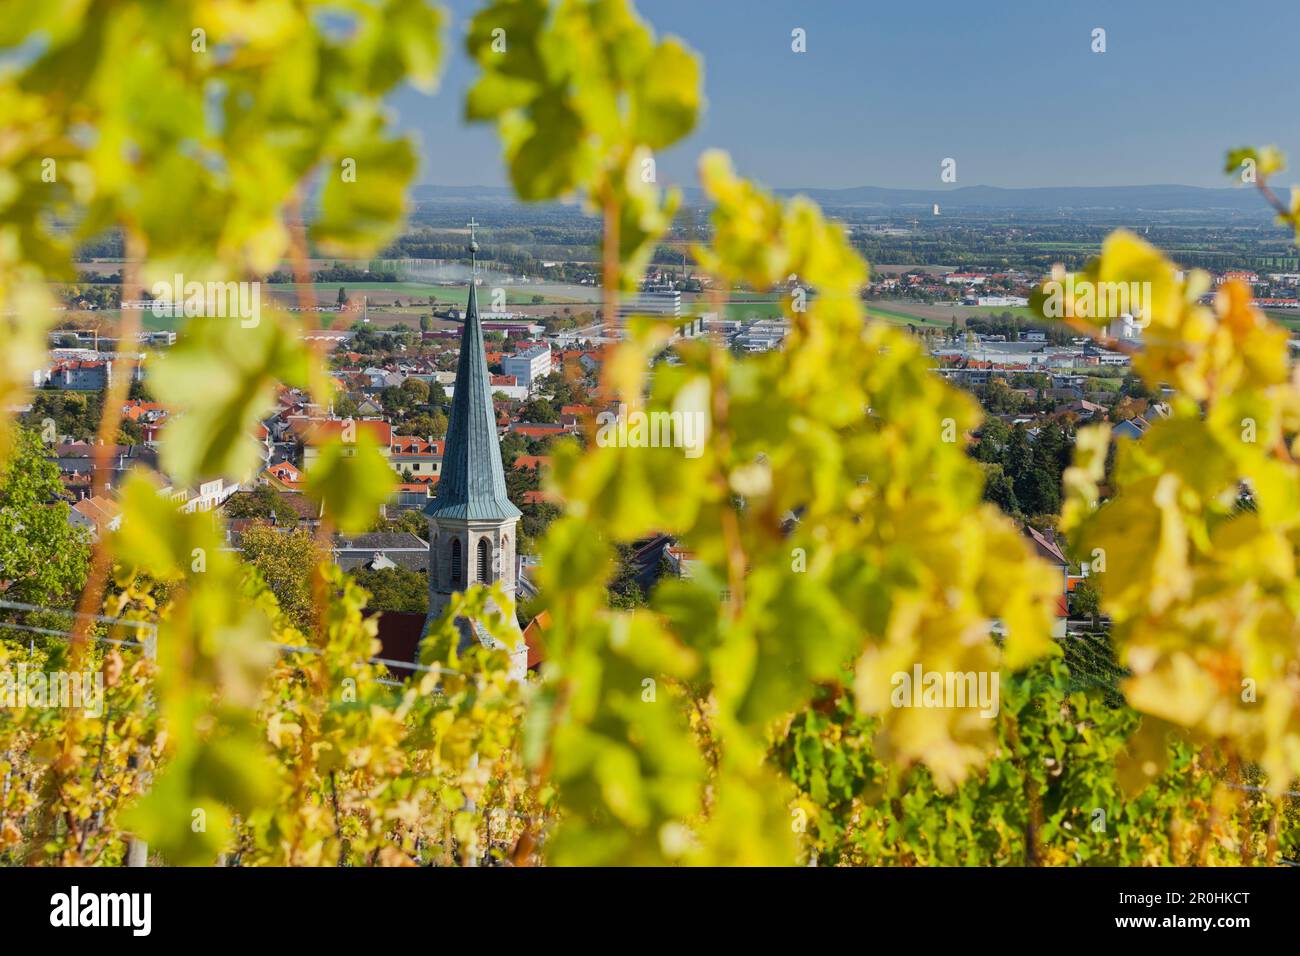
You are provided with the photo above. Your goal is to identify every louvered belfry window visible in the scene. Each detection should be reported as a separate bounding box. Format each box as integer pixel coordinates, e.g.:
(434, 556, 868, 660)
(477, 538, 491, 583)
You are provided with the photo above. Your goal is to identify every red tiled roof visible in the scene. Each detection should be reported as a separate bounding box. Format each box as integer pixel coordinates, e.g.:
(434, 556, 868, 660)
(1025, 525, 1068, 568)
(121, 400, 167, 421)
(300, 418, 392, 446)
(390, 436, 444, 456)
(513, 455, 552, 471)
(510, 423, 568, 438)
(265, 461, 303, 485)
(522, 611, 550, 669)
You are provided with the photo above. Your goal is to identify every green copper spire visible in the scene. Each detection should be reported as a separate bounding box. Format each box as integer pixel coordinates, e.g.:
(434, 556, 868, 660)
(426, 246, 520, 521)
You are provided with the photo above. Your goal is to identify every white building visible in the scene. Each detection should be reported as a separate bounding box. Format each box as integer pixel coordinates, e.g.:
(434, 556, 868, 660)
(617, 290, 681, 320)
(732, 319, 790, 353)
(1105, 313, 1144, 344)
(502, 344, 552, 392)
(973, 295, 1029, 307)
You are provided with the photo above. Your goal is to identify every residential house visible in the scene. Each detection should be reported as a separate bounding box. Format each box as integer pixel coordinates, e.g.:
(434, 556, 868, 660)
(68, 495, 122, 539)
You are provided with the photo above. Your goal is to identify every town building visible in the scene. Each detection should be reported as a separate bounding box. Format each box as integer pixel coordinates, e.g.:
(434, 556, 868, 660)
(502, 344, 552, 392)
(47, 359, 112, 391)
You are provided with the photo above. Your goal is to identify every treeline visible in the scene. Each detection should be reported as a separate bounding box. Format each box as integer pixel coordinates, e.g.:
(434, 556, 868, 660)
(74, 232, 124, 259)
(265, 263, 402, 283)
(965, 313, 1075, 345)
(384, 227, 551, 273)
(59, 283, 120, 310)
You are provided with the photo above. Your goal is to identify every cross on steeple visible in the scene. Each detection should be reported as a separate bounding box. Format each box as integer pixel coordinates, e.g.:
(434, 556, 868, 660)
(467, 217, 479, 277)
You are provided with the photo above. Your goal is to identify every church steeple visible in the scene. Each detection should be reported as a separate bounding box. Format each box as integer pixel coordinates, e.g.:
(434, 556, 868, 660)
(425, 277, 520, 522)
(424, 221, 525, 678)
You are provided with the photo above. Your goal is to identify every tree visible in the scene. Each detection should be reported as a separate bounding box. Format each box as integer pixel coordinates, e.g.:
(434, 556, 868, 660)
(333, 392, 360, 420)
(399, 377, 429, 405)
(404, 410, 447, 438)
(348, 566, 428, 613)
(0, 427, 91, 606)
(499, 430, 528, 469)
(23, 390, 102, 442)
(518, 397, 558, 423)
(519, 501, 561, 554)
(371, 509, 428, 541)
(606, 542, 647, 608)
(237, 525, 325, 632)
(979, 462, 1020, 516)
(127, 378, 154, 402)
(1071, 579, 1101, 628)
(1003, 425, 1034, 499)
(507, 457, 541, 503)
(336, 286, 347, 307)
(972, 416, 1009, 464)
(223, 485, 301, 527)
(116, 418, 145, 445)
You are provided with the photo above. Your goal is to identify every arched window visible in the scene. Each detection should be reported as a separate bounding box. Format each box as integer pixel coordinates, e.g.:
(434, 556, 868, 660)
(477, 538, 491, 583)
(450, 538, 462, 587)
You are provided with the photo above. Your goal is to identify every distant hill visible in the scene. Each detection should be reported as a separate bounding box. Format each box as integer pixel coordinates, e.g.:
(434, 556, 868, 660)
(783, 183, 1264, 213)
(410, 185, 516, 201)
(411, 182, 1267, 215)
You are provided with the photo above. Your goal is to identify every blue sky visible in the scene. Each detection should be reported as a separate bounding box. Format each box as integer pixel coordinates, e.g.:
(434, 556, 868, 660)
(390, 0, 1300, 190)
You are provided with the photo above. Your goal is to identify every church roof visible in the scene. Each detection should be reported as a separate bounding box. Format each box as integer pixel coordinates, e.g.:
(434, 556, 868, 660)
(426, 282, 521, 521)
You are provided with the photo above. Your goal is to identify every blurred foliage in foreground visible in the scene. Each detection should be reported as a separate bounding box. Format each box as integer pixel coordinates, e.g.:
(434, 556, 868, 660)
(1, 0, 1297, 865)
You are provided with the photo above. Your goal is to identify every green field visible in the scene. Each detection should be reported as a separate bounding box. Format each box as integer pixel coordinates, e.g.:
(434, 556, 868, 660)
(864, 305, 950, 328)
(718, 299, 954, 328)
(948, 304, 1039, 321)
(721, 300, 786, 321)
(1263, 309, 1300, 330)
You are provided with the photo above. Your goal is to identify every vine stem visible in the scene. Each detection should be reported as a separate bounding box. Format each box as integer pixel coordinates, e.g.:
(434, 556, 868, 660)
(706, 280, 745, 618)
(285, 188, 337, 599)
(600, 179, 620, 340)
(1265, 796, 1280, 865)
(1254, 175, 1295, 222)
(1004, 714, 1043, 865)
(26, 231, 144, 864)
(68, 230, 144, 665)
(512, 176, 623, 867)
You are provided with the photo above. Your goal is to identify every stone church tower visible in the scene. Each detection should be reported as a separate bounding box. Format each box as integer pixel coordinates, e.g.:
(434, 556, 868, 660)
(424, 228, 526, 678)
